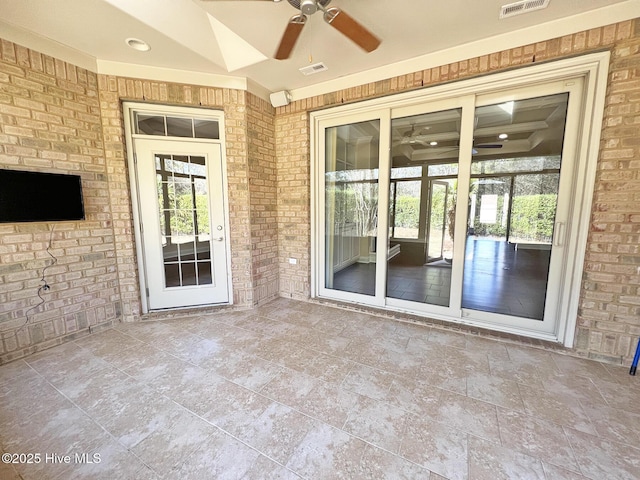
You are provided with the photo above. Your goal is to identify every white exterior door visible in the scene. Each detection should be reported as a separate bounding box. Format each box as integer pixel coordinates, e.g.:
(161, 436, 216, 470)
(134, 138, 229, 309)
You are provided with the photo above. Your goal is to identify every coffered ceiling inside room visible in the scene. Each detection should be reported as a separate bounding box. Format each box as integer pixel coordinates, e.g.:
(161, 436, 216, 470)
(0, 0, 638, 100)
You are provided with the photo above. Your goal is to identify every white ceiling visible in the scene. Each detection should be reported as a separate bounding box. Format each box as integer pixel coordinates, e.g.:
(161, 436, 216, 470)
(0, 0, 638, 100)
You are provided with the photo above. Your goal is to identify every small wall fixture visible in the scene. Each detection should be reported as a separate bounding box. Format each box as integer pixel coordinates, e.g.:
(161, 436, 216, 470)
(270, 90, 291, 108)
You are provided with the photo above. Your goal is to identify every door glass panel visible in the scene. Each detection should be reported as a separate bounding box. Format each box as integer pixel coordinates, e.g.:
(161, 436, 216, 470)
(325, 120, 380, 296)
(387, 108, 461, 306)
(155, 153, 213, 288)
(463, 93, 568, 319)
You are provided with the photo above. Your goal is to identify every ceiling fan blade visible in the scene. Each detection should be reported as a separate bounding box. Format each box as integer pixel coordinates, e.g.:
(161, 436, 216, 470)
(323, 7, 380, 53)
(275, 15, 306, 60)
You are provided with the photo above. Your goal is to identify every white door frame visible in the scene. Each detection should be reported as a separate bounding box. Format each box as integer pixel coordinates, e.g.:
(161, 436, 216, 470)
(123, 102, 233, 314)
(311, 52, 610, 346)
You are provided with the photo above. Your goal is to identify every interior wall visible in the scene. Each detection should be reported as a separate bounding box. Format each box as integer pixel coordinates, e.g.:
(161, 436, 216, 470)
(0, 40, 120, 363)
(275, 19, 640, 364)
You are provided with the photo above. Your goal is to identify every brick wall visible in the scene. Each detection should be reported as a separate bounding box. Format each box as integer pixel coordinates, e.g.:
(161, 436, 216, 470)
(276, 112, 310, 300)
(0, 40, 120, 363)
(0, 42, 279, 362)
(97, 79, 280, 309)
(274, 19, 640, 364)
(1, 17, 639, 364)
(247, 94, 279, 304)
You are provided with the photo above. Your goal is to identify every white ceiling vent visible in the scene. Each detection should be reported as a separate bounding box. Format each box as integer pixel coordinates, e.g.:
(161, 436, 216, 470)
(500, 0, 550, 19)
(299, 62, 328, 76)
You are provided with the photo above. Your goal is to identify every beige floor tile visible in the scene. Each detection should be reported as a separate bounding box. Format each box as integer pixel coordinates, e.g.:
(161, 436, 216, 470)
(375, 347, 424, 378)
(488, 354, 553, 385)
(467, 371, 526, 411)
(237, 401, 317, 464)
(386, 374, 443, 416)
(73, 328, 145, 361)
(427, 329, 468, 349)
(579, 398, 640, 446)
(297, 380, 367, 428)
(118, 346, 195, 384)
(400, 417, 468, 480)
(342, 341, 390, 369)
(285, 423, 368, 479)
(0, 461, 21, 480)
(541, 373, 607, 406)
(468, 435, 546, 480)
(541, 462, 589, 479)
(2, 298, 638, 479)
(200, 350, 282, 390)
(415, 355, 468, 395)
(173, 428, 262, 480)
(242, 454, 302, 480)
(565, 427, 640, 480)
(96, 393, 186, 449)
(551, 353, 613, 380)
(496, 407, 580, 472)
(26, 343, 111, 388)
(296, 352, 356, 384)
(430, 390, 501, 442)
(341, 364, 395, 401)
(0, 359, 38, 386)
(518, 384, 596, 435)
(233, 314, 297, 337)
(343, 397, 410, 453)
(198, 380, 272, 437)
(357, 443, 431, 479)
(131, 408, 219, 474)
(259, 368, 320, 406)
(589, 376, 640, 416)
(463, 335, 510, 361)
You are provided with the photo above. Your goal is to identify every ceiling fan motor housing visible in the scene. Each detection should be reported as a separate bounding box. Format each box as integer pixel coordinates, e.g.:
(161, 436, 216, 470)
(288, 0, 332, 14)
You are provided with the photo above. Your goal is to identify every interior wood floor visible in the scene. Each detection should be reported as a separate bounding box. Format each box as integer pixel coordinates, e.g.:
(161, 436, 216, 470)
(333, 239, 550, 320)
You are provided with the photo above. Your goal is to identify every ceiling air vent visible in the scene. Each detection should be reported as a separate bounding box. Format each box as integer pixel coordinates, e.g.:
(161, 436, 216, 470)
(500, 0, 550, 19)
(299, 62, 328, 76)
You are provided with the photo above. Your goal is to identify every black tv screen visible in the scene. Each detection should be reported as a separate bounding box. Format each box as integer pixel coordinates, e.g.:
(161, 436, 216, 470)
(0, 169, 85, 223)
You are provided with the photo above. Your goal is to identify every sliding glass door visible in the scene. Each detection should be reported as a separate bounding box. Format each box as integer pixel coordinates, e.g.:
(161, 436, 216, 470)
(324, 120, 380, 297)
(315, 75, 587, 340)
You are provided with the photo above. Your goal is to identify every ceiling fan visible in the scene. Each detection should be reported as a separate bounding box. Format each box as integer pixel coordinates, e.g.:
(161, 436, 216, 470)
(204, 0, 381, 60)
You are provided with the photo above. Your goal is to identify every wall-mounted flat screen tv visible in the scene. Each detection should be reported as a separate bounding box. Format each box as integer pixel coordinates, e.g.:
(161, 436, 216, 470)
(0, 169, 85, 223)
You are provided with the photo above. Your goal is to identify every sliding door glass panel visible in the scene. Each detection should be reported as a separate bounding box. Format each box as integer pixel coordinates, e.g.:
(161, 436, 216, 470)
(325, 120, 380, 296)
(462, 93, 568, 319)
(386, 109, 461, 306)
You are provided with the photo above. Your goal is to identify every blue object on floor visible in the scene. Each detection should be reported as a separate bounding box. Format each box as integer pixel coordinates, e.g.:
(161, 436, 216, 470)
(630, 337, 640, 376)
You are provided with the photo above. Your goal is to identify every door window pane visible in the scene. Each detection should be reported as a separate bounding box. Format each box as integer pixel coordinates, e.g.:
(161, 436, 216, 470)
(155, 153, 214, 288)
(387, 109, 461, 306)
(325, 120, 380, 296)
(463, 93, 568, 319)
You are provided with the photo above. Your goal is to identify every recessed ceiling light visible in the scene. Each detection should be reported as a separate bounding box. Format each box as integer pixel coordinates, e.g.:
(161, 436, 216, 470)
(499, 133, 509, 139)
(126, 38, 151, 52)
(430, 141, 438, 146)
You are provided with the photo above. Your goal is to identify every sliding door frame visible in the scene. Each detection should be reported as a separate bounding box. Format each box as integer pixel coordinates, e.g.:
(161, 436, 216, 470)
(311, 52, 610, 346)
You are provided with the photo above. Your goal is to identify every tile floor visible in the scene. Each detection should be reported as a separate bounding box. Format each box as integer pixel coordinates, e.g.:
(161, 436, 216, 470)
(1, 298, 639, 479)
